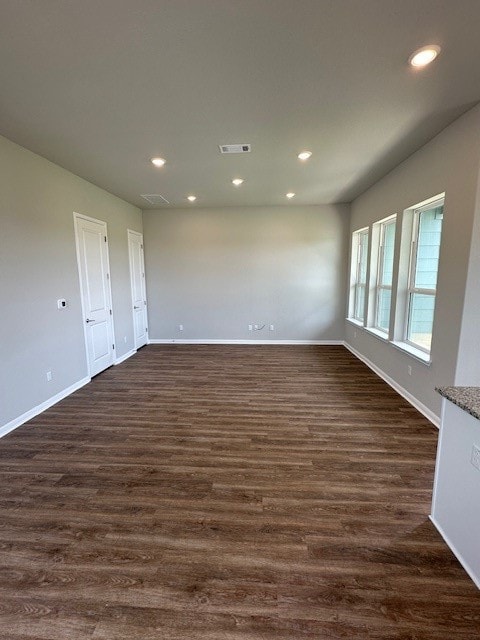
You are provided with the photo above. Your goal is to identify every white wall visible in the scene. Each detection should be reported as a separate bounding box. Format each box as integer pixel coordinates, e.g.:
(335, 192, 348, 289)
(455, 161, 480, 386)
(431, 399, 480, 588)
(143, 205, 350, 342)
(346, 105, 480, 419)
(0, 135, 142, 430)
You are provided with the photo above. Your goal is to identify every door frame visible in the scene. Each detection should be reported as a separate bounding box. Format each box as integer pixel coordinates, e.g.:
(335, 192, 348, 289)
(127, 229, 148, 349)
(73, 212, 116, 377)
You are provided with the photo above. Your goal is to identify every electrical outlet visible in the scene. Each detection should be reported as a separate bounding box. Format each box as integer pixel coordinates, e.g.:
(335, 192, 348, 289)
(471, 444, 480, 471)
(124, 336, 127, 343)
(46, 371, 52, 382)
(254, 324, 258, 330)
(179, 324, 184, 331)
(407, 365, 412, 376)
(269, 324, 274, 331)
(248, 324, 253, 331)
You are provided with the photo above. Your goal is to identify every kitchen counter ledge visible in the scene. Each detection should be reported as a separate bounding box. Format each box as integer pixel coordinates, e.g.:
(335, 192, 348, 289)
(436, 386, 480, 421)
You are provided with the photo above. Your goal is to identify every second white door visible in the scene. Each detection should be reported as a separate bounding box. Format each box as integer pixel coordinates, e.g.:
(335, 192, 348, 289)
(128, 230, 148, 349)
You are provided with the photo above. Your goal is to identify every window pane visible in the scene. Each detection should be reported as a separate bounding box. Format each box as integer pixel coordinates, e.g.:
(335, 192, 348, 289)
(376, 288, 391, 331)
(380, 221, 395, 286)
(355, 284, 366, 320)
(358, 231, 368, 285)
(407, 293, 435, 350)
(414, 205, 443, 289)
(349, 229, 369, 322)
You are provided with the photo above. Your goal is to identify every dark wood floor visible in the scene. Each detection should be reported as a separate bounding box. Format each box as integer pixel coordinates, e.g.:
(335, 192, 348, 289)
(0, 345, 479, 639)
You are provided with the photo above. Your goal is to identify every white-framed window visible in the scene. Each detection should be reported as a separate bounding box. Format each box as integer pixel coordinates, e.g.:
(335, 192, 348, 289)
(405, 198, 444, 353)
(349, 227, 369, 322)
(374, 216, 396, 333)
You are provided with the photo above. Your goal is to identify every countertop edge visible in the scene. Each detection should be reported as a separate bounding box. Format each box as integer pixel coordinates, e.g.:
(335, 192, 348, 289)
(436, 386, 480, 421)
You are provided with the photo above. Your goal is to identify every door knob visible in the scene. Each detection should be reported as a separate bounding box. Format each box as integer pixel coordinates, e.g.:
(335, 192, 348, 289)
(134, 305, 140, 309)
(86, 318, 95, 323)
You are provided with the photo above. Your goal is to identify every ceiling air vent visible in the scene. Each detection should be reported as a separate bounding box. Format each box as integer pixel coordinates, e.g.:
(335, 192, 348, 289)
(219, 143, 251, 154)
(140, 194, 170, 206)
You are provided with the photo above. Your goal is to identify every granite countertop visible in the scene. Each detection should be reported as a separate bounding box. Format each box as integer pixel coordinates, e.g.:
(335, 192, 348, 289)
(436, 386, 480, 421)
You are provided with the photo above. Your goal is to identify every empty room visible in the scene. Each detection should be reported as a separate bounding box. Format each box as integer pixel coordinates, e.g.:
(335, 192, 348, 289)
(1, 1, 480, 638)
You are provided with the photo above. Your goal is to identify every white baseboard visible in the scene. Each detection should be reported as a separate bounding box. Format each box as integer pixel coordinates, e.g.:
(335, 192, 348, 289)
(114, 348, 137, 365)
(148, 339, 343, 345)
(0, 376, 91, 439)
(344, 342, 440, 428)
(429, 515, 480, 590)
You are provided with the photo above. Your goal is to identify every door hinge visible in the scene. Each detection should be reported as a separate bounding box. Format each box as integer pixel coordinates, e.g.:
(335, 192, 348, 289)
(146, 327, 148, 333)
(144, 300, 147, 305)
(109, 309, 112, 315)
(112, 344, 115, 350)
(141, 244, 143, 249)
(107, 273, 110, 279)
(104, 236, 107, 243)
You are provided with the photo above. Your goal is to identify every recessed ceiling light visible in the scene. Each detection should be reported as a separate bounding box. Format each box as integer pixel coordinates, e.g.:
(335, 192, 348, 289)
(232, 178, 244, 186)
(298, 151, 312, 161)
(187, 195, 197, 202)
(151, 157, 166, 167)
(286, 192, 295, 199)
(409, 45, 441, 68)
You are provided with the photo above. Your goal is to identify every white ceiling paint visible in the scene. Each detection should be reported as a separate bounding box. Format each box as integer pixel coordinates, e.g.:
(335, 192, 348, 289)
(0, 0, 479, 208)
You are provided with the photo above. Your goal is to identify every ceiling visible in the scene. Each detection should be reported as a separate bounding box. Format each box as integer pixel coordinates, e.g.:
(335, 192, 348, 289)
(1, 0, 480, 209)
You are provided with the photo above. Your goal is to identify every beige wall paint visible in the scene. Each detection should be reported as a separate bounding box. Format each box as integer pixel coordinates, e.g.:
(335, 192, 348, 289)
(143, 205, 350, 342)
(347, 104, 480, 418)
(0, 135, 142, 428)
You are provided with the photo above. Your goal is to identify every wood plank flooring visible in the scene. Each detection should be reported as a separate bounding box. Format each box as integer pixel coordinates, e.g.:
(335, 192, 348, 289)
(0, 345, 479, 639)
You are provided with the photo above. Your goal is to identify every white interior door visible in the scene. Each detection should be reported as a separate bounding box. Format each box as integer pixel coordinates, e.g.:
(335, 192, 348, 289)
(74, 213, 115, 377)
(128, 230, 148, 349)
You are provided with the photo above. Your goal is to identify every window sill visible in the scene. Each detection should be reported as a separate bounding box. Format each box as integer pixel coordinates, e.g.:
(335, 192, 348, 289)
(364, 327, 389, 342)
(346, 317, 364, 328)
(391, 341, 431, 365)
